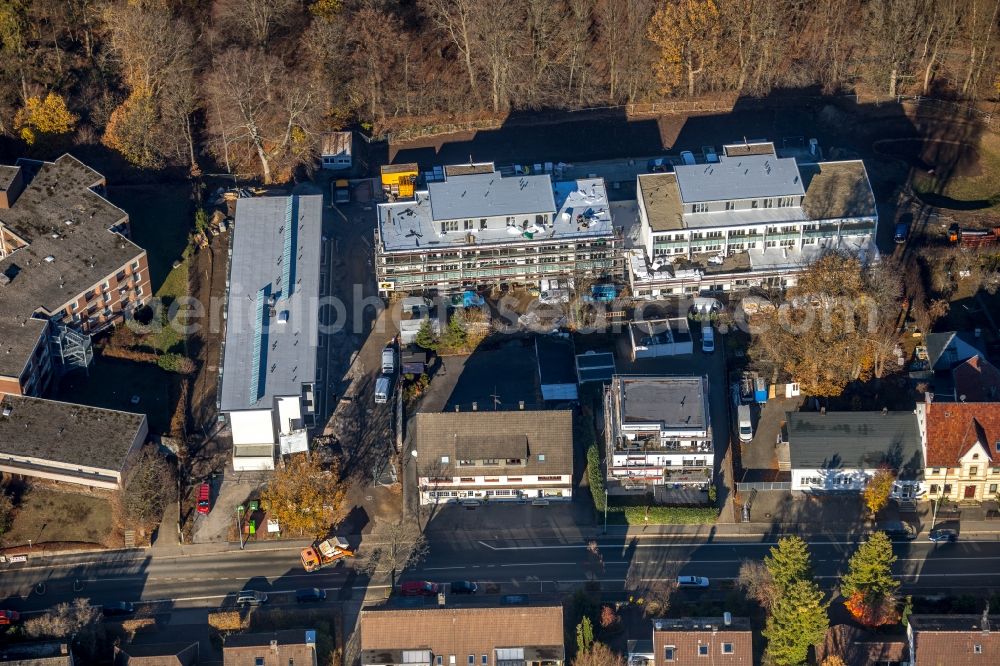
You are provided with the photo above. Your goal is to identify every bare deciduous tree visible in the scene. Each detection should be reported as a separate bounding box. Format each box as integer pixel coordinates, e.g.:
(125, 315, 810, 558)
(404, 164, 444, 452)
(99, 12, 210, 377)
(363, 519, 429, 589)
(214, 0, 297, 47)
(206, 48, 320, 183)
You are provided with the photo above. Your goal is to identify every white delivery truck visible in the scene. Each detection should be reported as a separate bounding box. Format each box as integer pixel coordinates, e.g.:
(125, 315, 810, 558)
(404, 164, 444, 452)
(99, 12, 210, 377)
(381, 346, 395, 375)
(374, 376, 391, 404)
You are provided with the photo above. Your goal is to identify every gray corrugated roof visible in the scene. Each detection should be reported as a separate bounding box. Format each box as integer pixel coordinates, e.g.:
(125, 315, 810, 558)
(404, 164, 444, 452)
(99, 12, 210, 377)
(219, 195, 322, 411)
(412, 410, 573, 476)
(428, 172, 556, 222)
(674, 154, 804, 203)
(786, 411, 923, 475)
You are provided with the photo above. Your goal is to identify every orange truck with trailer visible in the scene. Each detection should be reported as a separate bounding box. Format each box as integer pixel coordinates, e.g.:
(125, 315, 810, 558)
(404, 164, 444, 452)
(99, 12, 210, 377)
(300, 537, 355, 572)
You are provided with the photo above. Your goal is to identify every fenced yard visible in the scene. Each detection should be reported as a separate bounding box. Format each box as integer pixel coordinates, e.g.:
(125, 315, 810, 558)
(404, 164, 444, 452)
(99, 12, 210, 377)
(1, 485, 115, 550)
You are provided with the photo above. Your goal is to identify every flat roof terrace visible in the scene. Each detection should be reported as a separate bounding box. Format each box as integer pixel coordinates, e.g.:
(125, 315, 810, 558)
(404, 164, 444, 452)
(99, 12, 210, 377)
(378, 177, 613, 253)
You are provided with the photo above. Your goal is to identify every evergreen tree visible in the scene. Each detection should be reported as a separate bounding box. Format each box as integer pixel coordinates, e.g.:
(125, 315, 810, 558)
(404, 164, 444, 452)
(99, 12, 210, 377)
(841, 531, 901, 626)
(440, 313, 468, 350)
(414, 319, 439, 351)
(841, 531, 899, 600)
(762, 579, 829, 666)
(575, 616, 594, 655)
(765, 535, 813, 594)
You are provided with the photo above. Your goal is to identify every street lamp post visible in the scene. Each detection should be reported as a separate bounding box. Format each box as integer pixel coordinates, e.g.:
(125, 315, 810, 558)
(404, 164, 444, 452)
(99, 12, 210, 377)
(236, 505, 245, 550)
(603, 488, 608, 534)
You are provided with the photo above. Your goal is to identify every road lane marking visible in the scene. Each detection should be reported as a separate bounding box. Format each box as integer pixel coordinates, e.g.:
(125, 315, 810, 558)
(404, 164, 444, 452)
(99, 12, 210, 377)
(476, 539, 1000, 551)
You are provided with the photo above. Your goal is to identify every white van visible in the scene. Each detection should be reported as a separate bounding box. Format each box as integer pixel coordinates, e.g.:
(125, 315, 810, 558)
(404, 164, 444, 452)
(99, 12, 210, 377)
(737, 404, 753, 442)
(374, 376, 390, 404)
(381, 346, 395, 375)
(701, 325, 715, 353)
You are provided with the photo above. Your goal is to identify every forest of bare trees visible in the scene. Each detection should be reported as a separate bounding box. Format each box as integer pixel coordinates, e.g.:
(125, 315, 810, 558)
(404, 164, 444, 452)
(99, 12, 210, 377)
(0, 0, 998, 182)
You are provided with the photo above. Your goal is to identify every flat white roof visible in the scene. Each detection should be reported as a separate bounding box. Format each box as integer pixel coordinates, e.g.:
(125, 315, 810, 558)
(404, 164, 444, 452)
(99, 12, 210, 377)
(675, 153, 805, 203)
(220, 195, 322, 412)
(428, 171, 555, 221)
(378, 178, 613, 253)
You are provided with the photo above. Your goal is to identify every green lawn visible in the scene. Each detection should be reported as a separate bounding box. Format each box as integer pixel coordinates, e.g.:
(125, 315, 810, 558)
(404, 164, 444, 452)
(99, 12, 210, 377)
(911, 134, 1000, 210)
(108, 184, 192, 291)
(1, 487, 113, 548)
(152, 259, 190, 355)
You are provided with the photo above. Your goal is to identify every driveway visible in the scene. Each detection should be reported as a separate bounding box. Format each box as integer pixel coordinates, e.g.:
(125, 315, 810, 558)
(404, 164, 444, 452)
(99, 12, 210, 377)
(190, 463, 267, 544)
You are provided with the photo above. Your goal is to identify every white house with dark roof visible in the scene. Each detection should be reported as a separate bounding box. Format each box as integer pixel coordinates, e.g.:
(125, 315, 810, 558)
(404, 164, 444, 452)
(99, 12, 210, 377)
(0, 394, 147, 490)
(411, 410, 573, 504)
(219, 195, 322, 471)
(604, 375, 713, 490)
(629, 141, 878, 296)
(787, 410, 924, 498)
(375, 162, 620, 295)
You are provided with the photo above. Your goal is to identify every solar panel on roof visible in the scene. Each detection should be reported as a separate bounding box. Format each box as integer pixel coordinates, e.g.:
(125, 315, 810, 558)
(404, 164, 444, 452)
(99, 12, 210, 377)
(248, 287, 267, 404)
(280, 196, 296, 299)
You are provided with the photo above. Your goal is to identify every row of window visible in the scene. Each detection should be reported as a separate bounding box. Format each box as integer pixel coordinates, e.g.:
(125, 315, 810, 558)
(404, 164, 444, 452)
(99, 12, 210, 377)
(929, 483, 999, 495)
(664, 643, 735, 660)
(441, 215, 551, 234)
(690, 196, 799, 214)
(427, 476, 565, 483)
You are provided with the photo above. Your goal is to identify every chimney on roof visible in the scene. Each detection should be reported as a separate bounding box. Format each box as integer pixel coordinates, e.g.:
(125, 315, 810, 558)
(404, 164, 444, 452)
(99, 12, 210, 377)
(882, 407, 888, 415)
(820, 406, 826, 415)
(270, 639, 279, 653)
(519, 401, 525, 410)
(983, 603, 991, 634)
(960, 394, 967, 402)
(472, 402, 478, 411)
(454, 405, 459, 412)
(724, 612, 732, 626)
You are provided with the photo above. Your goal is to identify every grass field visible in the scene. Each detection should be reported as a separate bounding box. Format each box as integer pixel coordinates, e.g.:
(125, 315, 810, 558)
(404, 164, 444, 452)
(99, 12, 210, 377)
(151, 258, 191, 355)
(910, 133, 1000, 211)
(1, 487, 113, 548)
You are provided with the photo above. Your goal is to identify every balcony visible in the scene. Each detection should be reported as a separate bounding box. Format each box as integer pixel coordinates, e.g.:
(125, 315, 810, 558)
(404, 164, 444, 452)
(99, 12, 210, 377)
(615, 437, 712, 455)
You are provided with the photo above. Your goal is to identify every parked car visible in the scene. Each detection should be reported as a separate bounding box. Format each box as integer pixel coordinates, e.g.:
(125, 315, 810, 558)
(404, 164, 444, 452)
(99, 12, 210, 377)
(677, 576, 710, 588)
(374, 375, 391, 404)
(883, 521, 917, 540)
(500, 594, 529, 605)
(400, 581, 440, 597)
(737, 404, 753, 443)
(680, 150, 696, 165)
(928, 528, 958, 543)
(701, 325, 715, 353)
(295, 588, 327, 603)
(0, 610, 20, 625)
(647, 157, 671, 173)
(236, 590, 268, 607)
(197, 482, 211, 514)
(450, 580, 478, 594)
(894, 221, 910, 244)
(102, 602, 135, 617)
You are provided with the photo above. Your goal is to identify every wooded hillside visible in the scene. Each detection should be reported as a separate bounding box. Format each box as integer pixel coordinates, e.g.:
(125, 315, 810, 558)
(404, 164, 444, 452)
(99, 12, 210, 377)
(1, 0, 997, 182)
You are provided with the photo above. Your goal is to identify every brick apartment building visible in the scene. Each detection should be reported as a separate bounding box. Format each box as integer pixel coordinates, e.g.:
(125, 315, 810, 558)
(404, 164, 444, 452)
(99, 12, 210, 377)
(0, 154, 150, 397)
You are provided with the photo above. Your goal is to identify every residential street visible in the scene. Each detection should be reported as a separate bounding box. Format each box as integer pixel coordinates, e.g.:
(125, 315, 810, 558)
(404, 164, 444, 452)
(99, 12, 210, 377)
(4, 530, 1000, 614)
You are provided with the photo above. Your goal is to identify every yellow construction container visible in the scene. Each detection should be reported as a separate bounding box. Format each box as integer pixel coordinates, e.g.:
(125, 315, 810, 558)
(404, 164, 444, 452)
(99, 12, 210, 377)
(380, 163, 419, 200)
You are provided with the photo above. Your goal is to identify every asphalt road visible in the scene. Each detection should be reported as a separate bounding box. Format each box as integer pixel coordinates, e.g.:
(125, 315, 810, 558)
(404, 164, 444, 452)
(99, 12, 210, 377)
(4, 534, 1000, 614)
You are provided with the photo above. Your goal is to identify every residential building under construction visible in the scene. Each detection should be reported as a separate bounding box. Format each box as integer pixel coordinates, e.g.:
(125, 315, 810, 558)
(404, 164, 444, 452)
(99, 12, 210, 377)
(374, 162, 621, 296)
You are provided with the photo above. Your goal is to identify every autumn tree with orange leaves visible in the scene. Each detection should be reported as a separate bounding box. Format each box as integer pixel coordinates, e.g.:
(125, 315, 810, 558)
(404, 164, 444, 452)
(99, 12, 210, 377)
(648, 0, 722, 96)
(261, 454, 347, 538)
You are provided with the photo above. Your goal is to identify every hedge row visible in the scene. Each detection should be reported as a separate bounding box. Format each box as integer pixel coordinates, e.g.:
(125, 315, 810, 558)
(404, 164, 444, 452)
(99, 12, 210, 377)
(586, 443, 606, 513)
(607, 505, 719, 525)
